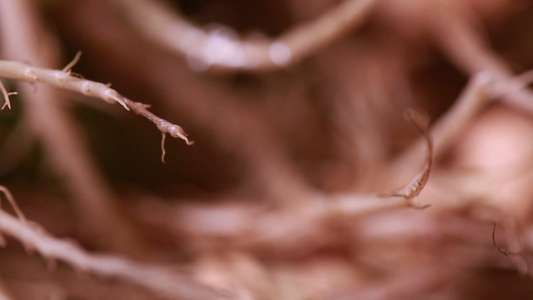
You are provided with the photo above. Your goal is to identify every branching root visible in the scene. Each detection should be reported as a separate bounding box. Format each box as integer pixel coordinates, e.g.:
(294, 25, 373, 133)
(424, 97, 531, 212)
(491, 220, 521, 256)
(378, 109, 433, 209)
(0, 79, 16, 110)
(0, 60, 192, 145)
(61, 51, 82, 74)
(0, 186, 231, 300)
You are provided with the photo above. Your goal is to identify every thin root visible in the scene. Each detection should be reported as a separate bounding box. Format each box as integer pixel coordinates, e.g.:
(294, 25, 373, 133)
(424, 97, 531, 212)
(0, 186, 26, 222)
(62, 51, 82, 73)
(491, 220, 521, 256)
(108, 95, 130, 111)
(378, 109, 433, 209)
(0, 80, 16, 110)
(377, 193, 431, 210)
(115, 0, 379, 72)
(0, 208, 229, 300)
(161, 132, 167, 164)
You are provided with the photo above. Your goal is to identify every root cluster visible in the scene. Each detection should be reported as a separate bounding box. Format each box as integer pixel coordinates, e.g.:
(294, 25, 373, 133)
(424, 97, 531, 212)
(1, 0, 533, 299)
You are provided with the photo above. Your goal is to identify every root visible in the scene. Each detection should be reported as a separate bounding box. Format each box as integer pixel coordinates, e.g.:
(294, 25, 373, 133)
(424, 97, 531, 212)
(0, 0, 145, 254)
(386, 73, 491, 187)
(1, 0, 533, 298)
(115, 0, 379, 72)
(431, 3, 533, 114)
(492, 220, 520, 256)
(0, 60, 192, 144)
(0, 186, 26, 222)
(0, 80, 16, 110)
(378, 110, 433, 208)
(61, 51, 82, 74)
(490, 217, 529, 275)
(161, 132, 167, 164)
(0, 199, 231, 300)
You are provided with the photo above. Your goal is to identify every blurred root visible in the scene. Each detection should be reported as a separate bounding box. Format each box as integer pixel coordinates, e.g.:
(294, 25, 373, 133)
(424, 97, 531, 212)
(0, 0, 146, 254)
(378, 110, 432, 209)
(0, 280, 14, 300)
(0, 191, 231, 300)
(114, 0, 379, 72)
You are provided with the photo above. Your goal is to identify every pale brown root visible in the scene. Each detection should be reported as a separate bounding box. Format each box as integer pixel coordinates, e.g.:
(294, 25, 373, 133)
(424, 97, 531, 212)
(0, 80, 16, 110)
(0, 209, 232, 300)
(1, 0, 532, 298)
(132, 188, 508, 262)
(0, 60, 192, 145)
(492, 221, 520, 256)
(0, 0, 145, 254)
(385, 73, 490, 187)
(491, 219, 529, 275)
(514, 69, 533, 84)
(0, 3, 189, 145)
(61, 51, 82, 73)
(430, 3, 533, 114)
(133, 191, 437, 256)
(67, 1, 317, 204)
(430, 4, 508, 76)
(331, 192, 420, 215)
(0, 186, 26, 222)
(114, 0, 379, 72)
